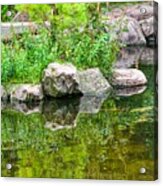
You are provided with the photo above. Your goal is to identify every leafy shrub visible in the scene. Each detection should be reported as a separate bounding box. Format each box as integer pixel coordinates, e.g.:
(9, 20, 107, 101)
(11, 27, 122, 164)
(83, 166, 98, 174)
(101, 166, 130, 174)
(1, 5, 17, 22)
(1, 26, 119, 83)
(1, 3, 120, 83)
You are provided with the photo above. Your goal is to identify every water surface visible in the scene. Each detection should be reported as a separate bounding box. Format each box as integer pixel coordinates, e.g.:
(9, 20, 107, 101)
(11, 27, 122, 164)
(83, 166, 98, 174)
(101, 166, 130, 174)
(1, 47, 158, 180)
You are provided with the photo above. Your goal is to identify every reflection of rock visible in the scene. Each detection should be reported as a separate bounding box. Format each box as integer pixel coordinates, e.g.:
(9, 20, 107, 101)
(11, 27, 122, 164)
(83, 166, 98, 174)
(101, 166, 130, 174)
(11, 102, 42, 115)
(79, 94, 109, 114)
(105, 16, 146, 45)
(10, 84, 43, 102)
(115, 86, 147, 97)
(45, 121, 76, 132)
(43, 97, 80, 131)
(78, 68, 112, 96)
(140, 47, 157, 65)
(114, 47, 143, 69)
(1, 102, 42, 115)
(1, 101, 7, 110)
(114, 47, 157, 67)
(111, 69, 147, 87)
(42, 63, 81, 98)
(1, 85, 8, 101)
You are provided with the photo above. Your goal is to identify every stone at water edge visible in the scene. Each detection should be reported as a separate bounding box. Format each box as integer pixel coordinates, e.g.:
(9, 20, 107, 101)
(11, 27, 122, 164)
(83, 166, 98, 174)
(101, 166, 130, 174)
(78, 68, 112, 96)
(10, 84, 43, 102)
(111, 69, 147, 87)
(42, 62, 81, 98)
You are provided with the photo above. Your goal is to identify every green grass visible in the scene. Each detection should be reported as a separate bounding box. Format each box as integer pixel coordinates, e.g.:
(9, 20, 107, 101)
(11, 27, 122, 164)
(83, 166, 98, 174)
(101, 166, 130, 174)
(1, 27, 119, 83)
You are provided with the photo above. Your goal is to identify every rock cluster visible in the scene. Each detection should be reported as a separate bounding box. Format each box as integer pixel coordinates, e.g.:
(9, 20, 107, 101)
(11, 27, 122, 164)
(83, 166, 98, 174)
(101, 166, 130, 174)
(1, 62, 147, 103)
(104, 3, 158, 45)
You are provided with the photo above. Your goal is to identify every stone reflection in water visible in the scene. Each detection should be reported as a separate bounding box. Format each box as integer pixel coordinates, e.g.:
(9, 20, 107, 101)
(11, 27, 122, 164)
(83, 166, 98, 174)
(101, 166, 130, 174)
(2, 101, 42, 115)
(42, 97, 80, 131)
(79, 93, 109, 114)
(140, 47, 158, 65)
(114, 47, 143, 69)
(114, 47, 156, 69)
(115, 86, 147, 97)
(43, 93, 110, 131)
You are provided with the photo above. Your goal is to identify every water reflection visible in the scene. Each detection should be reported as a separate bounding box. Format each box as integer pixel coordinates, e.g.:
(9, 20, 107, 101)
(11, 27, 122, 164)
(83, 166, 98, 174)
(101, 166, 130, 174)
(114, 47, 157, 69)
(1, 85, 147, 132)
(1, 49, 157, 180)
(43, 98, 80, 131)
(115, 86, 147, 97)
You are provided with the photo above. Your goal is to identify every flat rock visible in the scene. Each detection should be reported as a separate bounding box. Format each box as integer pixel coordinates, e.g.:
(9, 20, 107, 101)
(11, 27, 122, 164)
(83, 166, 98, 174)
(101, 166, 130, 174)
(78, 68, 112, 96)
(111, 69, 147, 87)
(42, 62, 81, 98)
(10, 84, 43, 102)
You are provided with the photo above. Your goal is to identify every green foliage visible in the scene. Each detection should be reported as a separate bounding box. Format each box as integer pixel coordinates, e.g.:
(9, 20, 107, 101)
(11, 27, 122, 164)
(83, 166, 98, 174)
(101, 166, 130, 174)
(1, 29, 55, 83)
(1, 3, 120, 83)
(54, 4, 88, 30)
(1, 5, 17, 22)
(15, 4, 52, 23)
(2, 28, 119, 83)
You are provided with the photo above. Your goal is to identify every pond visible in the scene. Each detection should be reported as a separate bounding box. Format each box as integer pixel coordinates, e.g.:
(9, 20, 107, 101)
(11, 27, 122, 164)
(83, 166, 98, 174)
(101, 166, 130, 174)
(1, 47, 158, 180)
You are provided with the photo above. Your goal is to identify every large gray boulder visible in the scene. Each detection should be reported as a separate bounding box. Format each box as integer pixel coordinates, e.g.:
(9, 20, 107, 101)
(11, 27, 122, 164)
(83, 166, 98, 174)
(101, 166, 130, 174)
(10, 84, 43, 102)
(78, 68, 112, 96)
(125, 4, 154, 21)
(111, 69, 147, 87)
(42, 63, 80, 98)
(105, 16, 146, 45)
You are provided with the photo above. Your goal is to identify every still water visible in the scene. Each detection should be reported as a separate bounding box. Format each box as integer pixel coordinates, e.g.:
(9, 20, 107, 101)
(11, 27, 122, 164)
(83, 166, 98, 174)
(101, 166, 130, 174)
(1, 47, 158, 180)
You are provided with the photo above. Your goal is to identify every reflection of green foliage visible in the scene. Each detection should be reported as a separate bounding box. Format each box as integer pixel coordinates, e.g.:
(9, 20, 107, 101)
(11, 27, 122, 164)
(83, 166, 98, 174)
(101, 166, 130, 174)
(1, 75, 157, 180)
